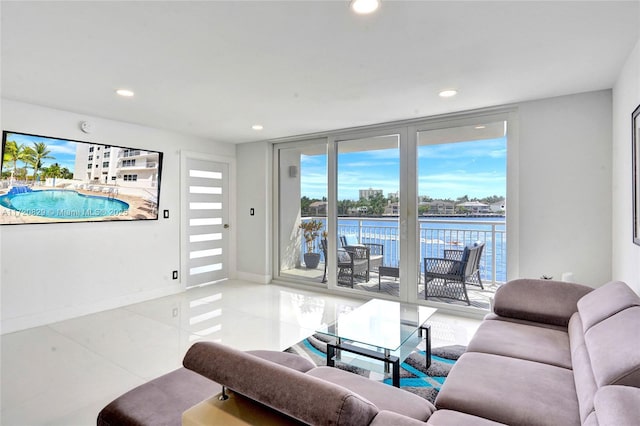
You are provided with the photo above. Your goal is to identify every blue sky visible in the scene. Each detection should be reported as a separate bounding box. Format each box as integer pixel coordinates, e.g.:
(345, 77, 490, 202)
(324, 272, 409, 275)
(3, 132, 78, 172)
(301, 137, 506, 200)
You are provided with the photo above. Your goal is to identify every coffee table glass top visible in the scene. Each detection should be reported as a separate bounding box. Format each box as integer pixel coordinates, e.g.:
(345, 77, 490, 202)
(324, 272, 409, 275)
(316, 299, 437, 351)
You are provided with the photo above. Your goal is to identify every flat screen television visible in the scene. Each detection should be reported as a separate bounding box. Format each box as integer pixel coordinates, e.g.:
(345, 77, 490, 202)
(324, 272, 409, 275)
(1, 130, 163, 225)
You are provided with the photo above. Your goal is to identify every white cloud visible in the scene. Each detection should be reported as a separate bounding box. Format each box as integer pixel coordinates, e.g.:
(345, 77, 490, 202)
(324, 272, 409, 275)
(47, 142, 78, 156)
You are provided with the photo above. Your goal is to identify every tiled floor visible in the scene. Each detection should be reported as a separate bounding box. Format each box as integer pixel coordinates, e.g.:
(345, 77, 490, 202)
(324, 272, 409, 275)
(0, 280, 481, 426)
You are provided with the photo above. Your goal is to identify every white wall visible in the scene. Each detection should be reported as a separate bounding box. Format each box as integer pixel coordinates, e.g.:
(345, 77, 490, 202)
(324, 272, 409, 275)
(516, 90, 613, 286)
(235, 141, 272, 283)
(254, 91, 615, 290)
(2, 88, 622, 333)
(0, 99, 235, 333)
(612, 38, 640, 294)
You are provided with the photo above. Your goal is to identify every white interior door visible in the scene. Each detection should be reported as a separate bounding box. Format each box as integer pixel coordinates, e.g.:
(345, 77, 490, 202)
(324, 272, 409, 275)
(184, 157, 229, 288)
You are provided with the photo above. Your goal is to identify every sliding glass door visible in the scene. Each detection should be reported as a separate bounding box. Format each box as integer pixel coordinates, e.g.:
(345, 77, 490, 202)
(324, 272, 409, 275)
(274, 110, 512, 310)
(416, 120, 507, 309)
(334, 133, 400, 297)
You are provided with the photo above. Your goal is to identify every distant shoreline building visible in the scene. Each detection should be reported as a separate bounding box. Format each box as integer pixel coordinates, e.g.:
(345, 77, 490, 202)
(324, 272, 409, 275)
(422, 200, 456, 215)
(456, 200, 491, 214)
(308, 201, 327, 215)
(359, 188, 383, 200)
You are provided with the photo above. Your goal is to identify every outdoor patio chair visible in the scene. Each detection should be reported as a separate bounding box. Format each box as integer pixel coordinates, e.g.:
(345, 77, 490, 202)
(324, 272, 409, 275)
(442, 246, 484, 289)
(423, 242, 485, 305)
(321, 239, 369, 287)
(339, 235, 384, 272)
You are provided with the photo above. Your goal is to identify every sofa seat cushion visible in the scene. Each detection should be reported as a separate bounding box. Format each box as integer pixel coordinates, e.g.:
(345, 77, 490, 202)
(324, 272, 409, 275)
(369, 410, 433, 426)
(97, 367, 220, 426)
(435, 352, 580, 426)
(426, 410, 507, 426)
(467, 319, 572, 369)
(482, 312, 568, 331)
(307, 366, 434, 421)
(593, 385, 640, 425)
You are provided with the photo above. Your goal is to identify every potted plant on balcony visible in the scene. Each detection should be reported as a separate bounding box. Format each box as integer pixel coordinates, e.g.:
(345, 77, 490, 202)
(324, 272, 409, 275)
(299, 219, 323, 269)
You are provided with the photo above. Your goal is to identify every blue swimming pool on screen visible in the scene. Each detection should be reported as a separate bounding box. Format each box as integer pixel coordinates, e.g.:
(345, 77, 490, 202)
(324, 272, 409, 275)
(0, 190, 129, 219)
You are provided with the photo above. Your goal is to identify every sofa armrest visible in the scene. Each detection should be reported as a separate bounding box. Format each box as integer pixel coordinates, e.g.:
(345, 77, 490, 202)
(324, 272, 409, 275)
(183, 341, 379, 426)
(493, 279, 593, 327)
(344, 245, 370, 260)
(364, 243, 384, 256)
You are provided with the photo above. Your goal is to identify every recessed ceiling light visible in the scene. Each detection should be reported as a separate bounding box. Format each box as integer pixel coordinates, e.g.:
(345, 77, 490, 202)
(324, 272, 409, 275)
(252, 124, 264, 131)
(116, 89, 134, 97)
(439, 89, 458, 98)
(350, 0, 380, 14)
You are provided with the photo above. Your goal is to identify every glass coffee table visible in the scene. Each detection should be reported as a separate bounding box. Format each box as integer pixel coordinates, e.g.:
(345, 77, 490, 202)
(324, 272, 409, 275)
(316, 299, 437, 387)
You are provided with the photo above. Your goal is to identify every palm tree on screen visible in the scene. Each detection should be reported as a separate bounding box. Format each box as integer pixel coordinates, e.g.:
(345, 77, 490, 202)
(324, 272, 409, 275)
(45, 163, 62, 187)
(24, 142, 54, 184)
(2, 140, 27, 181)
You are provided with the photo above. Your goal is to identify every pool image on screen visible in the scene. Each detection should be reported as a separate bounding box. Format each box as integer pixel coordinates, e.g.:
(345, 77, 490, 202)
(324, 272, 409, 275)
(1, 131, 163, 225)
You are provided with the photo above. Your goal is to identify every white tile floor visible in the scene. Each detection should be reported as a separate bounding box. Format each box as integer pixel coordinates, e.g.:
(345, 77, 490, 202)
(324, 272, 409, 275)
(1, 280, 481, 426)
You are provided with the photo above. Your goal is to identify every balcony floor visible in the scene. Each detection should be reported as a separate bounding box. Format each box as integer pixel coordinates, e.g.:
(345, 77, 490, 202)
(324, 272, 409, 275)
(280, 265, 499, 310)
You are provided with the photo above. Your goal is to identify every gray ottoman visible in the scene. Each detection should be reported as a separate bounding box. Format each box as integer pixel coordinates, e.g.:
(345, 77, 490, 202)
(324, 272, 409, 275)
(97, 367, 220, 426)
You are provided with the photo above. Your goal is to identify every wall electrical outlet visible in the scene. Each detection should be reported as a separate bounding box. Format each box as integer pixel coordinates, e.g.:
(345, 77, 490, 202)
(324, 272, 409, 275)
(172, 270, 178, 280)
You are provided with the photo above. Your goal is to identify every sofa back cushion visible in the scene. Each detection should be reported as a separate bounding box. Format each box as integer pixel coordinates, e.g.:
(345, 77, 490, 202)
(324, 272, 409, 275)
(183, 341, 379, 426)
(493, 279, 593, 327)
(577, 281, 640, 332)
(568, 313, 598, 423)
(584, 306, 640, 387)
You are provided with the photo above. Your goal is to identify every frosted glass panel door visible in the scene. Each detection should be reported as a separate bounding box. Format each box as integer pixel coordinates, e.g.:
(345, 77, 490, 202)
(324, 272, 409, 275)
(185, 158, 229, 287)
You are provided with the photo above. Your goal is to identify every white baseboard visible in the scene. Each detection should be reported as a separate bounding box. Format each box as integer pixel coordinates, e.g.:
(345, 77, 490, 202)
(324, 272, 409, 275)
(235, 271, 271, 284)
(0, 284, 183, 335)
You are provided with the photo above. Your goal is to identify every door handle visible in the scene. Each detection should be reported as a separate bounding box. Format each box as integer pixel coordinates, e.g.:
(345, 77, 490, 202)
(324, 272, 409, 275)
(224, 224, 230, 229)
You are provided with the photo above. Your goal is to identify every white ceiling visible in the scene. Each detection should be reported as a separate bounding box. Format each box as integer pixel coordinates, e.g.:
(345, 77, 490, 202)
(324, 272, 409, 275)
(1, 1, 638, 144)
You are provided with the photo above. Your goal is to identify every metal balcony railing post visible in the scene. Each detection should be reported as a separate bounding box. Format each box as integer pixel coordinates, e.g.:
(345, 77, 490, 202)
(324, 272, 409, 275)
(491, 223, 497, 285)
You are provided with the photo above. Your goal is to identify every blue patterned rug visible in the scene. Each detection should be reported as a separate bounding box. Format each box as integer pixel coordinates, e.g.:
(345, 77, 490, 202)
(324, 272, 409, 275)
(285, 333, 465, 403)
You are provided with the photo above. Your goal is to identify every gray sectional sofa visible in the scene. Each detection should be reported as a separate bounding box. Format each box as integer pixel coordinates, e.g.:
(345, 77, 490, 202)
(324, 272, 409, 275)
(435, 279, 640, 426)
(98, 279, 640, 425)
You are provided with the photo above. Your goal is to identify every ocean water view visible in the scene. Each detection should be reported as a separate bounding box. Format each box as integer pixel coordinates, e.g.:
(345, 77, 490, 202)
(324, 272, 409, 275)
(305, 216, 506, 284)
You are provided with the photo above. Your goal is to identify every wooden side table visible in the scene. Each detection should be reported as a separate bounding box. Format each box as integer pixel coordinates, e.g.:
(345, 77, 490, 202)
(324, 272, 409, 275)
(183, 390, 303, 426)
